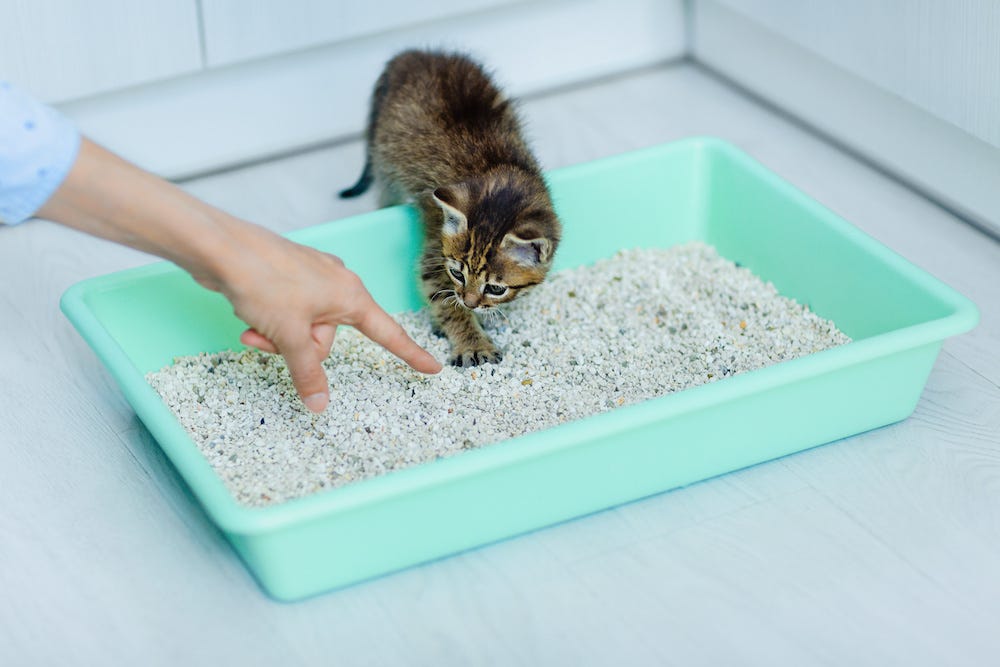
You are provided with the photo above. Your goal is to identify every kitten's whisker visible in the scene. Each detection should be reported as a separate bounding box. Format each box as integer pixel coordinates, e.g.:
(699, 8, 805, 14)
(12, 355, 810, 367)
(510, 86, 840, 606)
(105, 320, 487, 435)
(430, 288, 461, 304)
(430, 288, 454, 302)
(493, 306, 511, 326)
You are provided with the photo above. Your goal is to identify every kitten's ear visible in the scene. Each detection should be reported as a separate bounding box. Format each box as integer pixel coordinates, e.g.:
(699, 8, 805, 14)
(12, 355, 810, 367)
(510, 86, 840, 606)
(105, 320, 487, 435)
(432, 185, 468, 237)
(501, 232, 553, 267)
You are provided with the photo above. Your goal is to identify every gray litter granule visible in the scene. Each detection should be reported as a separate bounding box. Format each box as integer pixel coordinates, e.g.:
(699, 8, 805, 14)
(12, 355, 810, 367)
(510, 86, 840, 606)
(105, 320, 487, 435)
(147, 242, 850, 507)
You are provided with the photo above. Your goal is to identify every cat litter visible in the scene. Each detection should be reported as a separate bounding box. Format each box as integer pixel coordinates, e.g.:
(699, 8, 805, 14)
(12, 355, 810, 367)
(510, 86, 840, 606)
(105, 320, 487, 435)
(147, 242, 850, 507)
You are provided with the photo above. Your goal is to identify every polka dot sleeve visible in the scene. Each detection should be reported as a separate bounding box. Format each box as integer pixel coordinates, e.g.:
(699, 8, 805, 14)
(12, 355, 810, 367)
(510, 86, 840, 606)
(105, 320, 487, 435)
(0, 80, 81, 225)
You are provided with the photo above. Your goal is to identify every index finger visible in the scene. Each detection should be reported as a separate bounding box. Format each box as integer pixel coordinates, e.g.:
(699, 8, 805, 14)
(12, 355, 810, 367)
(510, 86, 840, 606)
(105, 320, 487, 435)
(354, 298, 442, 374)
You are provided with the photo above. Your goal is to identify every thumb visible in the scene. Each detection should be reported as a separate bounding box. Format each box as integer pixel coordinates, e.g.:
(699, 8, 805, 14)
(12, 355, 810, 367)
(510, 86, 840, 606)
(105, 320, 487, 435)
(278, 332, 331, 413)
(240, 328, 278, 353)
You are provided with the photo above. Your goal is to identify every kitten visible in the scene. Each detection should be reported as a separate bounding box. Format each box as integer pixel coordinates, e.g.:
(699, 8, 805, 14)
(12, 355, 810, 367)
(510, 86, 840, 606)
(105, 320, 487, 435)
(341, 49, 562, 367)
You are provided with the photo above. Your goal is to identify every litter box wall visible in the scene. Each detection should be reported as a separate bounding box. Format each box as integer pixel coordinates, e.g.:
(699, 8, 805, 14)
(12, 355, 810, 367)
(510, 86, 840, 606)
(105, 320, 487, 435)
(228, 340, 942, 600)
(701, 149, 957, 340)
(61, 137, 978, 600)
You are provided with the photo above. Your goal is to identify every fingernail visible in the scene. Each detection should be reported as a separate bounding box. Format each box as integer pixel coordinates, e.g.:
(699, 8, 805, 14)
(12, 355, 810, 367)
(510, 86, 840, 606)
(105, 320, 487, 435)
(303, 393, 328, 413)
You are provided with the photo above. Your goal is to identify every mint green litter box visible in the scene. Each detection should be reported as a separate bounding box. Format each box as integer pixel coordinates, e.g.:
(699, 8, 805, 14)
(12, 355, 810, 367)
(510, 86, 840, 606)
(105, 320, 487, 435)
(60, 138, 978, 601)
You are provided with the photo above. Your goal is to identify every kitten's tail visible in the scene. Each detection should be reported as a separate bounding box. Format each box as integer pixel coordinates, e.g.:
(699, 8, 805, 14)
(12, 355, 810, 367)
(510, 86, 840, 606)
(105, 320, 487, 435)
(339, 158, 373, 198)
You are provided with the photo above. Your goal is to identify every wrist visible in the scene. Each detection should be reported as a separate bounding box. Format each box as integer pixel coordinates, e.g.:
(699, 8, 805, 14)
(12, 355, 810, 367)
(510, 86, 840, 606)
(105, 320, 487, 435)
(177, 210, 251, 291)
(188, 211, 285, 299)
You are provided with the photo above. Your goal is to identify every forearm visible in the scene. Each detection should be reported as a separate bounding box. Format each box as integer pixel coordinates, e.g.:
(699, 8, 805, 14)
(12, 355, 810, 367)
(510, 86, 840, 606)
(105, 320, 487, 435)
(37, 137, 247, 286)
(34, 136, 440, 411)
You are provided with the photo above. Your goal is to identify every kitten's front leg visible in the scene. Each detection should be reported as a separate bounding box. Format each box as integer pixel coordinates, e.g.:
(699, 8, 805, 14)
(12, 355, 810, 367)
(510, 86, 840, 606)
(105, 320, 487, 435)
(436, 304, 502, 367)
(422, 270, 502, 367)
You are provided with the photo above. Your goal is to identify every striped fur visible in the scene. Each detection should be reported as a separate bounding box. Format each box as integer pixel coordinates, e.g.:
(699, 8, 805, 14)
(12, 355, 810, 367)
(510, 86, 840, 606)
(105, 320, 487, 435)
(344, 49, 562, 366)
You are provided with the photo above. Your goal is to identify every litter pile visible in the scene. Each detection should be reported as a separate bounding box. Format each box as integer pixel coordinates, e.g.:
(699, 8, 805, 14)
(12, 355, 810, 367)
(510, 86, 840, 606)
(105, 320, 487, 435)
(148, 242, 850, 506)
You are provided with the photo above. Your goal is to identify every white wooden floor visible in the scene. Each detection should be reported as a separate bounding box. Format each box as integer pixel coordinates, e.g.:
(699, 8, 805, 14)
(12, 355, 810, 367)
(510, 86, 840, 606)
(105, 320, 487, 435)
(2, 63, 998, 666)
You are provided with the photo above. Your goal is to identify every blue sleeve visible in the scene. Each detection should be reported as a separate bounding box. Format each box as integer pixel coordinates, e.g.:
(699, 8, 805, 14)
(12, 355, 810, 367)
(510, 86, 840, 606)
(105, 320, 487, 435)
(0, 80, 81, 225)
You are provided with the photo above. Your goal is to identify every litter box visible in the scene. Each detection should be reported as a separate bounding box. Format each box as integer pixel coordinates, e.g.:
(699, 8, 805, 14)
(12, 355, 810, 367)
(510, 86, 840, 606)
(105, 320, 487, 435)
(60, 137, 978, 600)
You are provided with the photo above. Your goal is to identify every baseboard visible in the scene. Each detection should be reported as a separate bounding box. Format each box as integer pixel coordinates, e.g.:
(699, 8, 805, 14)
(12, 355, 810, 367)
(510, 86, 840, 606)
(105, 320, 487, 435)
(692, 0, 1000, 239)
(58, 0, 684, 180)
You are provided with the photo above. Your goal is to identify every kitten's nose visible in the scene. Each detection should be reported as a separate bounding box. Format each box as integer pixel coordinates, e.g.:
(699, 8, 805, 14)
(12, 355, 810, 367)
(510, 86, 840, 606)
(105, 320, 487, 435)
(463, 291, 481, 309)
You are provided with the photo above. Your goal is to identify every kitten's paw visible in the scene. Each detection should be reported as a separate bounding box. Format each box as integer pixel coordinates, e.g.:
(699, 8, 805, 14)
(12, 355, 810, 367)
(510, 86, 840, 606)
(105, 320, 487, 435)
(449, 346, 503, 367)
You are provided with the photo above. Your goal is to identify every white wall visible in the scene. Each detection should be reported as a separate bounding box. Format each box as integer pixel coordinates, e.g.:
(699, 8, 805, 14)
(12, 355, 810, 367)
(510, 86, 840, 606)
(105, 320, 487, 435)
(3, 0, 685, 179)
(693, 0, 1000, 237)
(7, 0, 997, 235)
(0, 0, 202, 102)
(198, 0, 527, 67)
(704, 0, 1000, 149)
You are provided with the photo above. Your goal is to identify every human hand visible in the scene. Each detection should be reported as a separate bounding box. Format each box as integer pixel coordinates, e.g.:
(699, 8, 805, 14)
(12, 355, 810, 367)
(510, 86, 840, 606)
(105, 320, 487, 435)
(198, 222, 442, 413)
(38, 139, 440, 414)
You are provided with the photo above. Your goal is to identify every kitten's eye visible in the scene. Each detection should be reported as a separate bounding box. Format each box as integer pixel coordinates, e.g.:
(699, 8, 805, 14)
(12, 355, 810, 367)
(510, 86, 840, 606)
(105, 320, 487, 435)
(449, 268, 465, 283)
(484, 284, 507, 296)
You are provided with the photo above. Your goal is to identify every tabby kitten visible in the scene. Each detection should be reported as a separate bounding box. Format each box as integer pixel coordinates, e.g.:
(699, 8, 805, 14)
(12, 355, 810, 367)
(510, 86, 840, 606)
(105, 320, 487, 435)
(341, 49, 562, 366)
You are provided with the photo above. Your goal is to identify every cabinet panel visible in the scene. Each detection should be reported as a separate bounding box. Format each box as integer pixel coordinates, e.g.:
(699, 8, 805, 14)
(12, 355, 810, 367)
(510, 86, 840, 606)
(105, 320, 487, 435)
(200, 0, 527, 67)
(0, 0, 202, 103)
(64, 0, 684, 178)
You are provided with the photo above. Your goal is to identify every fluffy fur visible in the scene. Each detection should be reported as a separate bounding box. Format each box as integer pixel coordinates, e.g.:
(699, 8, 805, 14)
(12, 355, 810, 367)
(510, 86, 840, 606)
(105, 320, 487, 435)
(342, 50, 562, 366)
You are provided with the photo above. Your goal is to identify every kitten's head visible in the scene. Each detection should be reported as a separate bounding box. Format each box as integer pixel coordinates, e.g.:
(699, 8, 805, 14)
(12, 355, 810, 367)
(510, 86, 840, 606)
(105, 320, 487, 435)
(430, 167, 561, 312)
